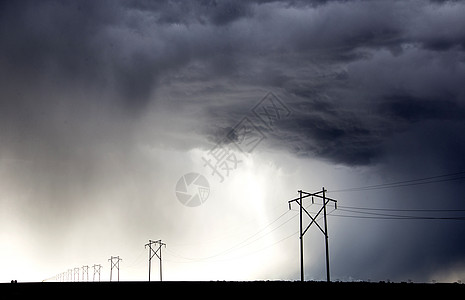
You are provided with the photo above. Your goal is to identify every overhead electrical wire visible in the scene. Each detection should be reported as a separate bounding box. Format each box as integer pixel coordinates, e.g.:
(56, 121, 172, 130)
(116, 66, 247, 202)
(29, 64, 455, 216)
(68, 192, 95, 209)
(165, 208, 299, 263)
(329, 214, 465, 221)
(337, 205, 465, 212)
(332, 208, 465, 221)
(330, 171, 465, 193)
(165, 202, 337, 264)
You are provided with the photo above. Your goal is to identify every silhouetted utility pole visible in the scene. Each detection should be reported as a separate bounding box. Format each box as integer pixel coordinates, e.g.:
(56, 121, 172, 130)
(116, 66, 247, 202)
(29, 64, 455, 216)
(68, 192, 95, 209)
(145, 239, 166, 281)
(93, 264, 102, 282)
(108, 256, 122, 282)
(82, 265, 89, 282)
(73, 267, 80, 282)
(288, 187, 337, 282)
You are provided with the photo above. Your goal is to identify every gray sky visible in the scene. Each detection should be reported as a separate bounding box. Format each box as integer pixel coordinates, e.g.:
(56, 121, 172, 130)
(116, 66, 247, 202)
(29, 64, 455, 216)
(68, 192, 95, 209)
(1, 0, 465, 282)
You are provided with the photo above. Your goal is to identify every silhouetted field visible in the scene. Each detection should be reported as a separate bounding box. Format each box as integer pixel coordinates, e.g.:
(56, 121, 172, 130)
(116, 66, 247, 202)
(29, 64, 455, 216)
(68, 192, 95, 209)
(2, 281, 464, 297)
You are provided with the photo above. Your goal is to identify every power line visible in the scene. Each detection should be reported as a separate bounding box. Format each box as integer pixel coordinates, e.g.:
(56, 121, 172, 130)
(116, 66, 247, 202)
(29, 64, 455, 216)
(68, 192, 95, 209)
(327, 202, 465, 221)
(233, 230, 298, 260)
(337, 207, 465, 219)
(204, 210, 292, 259)
(125, 248, 146, 269)
(166, 209, 294, 263)
(331, 171, 465, 193)
(165, 201, 335, 264)
(337, 204, 465, 212)
(165, 218, 300, 265)
(186, 230, 300, 264)
(329, 214, 465, 220)
(329, 208, 465, 221)
(169, 199, 288, 249)
(207, 210, 297, 260)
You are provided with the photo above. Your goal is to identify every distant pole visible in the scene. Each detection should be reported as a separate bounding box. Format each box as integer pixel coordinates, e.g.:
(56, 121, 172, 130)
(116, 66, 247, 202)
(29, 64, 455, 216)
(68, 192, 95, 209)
(93, 264, 102, 282)
(108, 256, 122, 282)
(82, 265, 89, 282)
(145, 239, 166, 282)
(74, 267, 80, 282)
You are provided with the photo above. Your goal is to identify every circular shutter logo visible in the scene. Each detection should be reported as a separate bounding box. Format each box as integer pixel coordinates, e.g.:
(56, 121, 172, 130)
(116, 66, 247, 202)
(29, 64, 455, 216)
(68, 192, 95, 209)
(175, 173, 210, 207)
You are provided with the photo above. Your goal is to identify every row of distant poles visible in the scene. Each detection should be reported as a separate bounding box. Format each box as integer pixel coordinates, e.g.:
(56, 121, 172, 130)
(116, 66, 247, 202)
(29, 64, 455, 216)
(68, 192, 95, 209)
(53, 264, 102, 282)
(52, 239, 166, 282)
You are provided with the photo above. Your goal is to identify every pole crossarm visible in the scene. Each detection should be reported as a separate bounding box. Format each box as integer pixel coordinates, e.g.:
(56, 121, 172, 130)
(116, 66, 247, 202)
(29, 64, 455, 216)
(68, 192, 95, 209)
(288, 192, 337, 206)
(287, 188, 337, 282)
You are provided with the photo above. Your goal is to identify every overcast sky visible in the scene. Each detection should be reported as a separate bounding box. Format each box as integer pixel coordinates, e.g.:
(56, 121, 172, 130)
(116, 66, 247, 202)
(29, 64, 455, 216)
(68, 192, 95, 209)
(1, 0, 465, 283)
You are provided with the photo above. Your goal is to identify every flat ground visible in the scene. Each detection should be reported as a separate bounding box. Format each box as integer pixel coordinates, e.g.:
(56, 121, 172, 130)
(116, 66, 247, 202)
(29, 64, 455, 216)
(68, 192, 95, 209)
(2, 281, 464, 297)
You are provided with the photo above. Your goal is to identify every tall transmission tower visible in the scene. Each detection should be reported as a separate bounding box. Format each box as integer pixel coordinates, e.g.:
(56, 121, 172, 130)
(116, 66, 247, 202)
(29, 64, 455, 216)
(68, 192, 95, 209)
(93, 264, 103, 282)
(108, 256, 122, 282)
(288, 188, 337, 282)
(145, 239, 166, 281)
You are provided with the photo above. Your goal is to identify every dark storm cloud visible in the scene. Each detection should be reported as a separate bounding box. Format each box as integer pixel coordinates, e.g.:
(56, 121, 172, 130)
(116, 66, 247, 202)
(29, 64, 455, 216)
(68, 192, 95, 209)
(133, 0, 465, 169)
(2, 0, 465, 166)
(0, 0, 190, 112)
(274, 89, 465, 166)
(378, 94, 465, 122)
(126, 0, 254, 26)
(261, 0, 465, 167)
